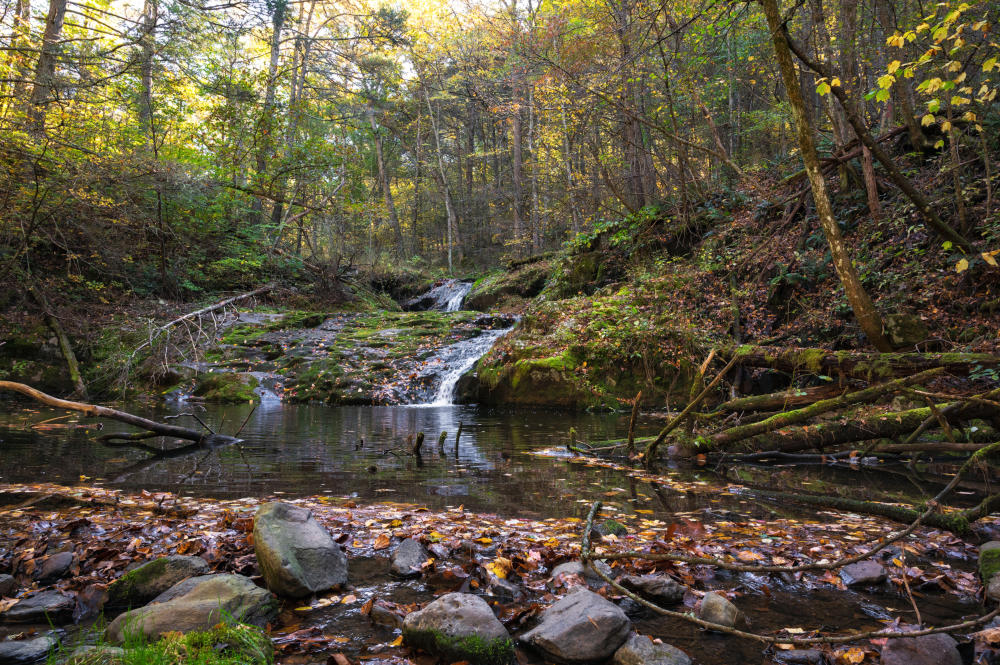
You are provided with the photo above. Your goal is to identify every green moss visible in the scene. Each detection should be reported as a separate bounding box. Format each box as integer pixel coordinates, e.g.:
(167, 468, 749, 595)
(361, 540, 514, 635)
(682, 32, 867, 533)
(980, 544, 1000, 580)
(192, 372, 259, 403)
(403, 628, 514, 665)
(107, 558, 169, 606)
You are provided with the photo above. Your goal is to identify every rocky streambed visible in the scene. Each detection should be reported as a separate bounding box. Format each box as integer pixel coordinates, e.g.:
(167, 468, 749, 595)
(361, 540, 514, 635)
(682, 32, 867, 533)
(0, 484, 994, 665)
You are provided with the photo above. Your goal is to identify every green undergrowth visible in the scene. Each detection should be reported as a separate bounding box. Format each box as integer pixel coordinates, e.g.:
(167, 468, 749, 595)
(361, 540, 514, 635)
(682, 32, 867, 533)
(51, 623, 272, 665)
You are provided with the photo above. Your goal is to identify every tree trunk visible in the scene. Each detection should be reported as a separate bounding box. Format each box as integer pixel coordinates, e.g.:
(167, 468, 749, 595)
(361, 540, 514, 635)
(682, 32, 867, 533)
(252, 0, 286, 227)
(27, 0, 68, 133)
(368, 106, 404, 254)
(761, 0, 892, 351)
(784, 32, 973, 252)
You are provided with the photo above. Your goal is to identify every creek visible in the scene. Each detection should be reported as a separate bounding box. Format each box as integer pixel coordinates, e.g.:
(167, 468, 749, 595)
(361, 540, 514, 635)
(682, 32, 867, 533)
(0, 400, 984, 665)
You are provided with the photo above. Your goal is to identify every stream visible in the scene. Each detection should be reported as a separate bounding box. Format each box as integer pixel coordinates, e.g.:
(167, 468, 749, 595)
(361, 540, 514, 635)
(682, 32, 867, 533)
(0, 401, 985, 664)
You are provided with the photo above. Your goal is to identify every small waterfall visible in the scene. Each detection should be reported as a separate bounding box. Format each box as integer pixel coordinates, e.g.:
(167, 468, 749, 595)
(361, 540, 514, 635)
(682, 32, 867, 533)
(443, 281, 473, 312)
(405, 279, 473, 312)
(425, 324, 515, 406)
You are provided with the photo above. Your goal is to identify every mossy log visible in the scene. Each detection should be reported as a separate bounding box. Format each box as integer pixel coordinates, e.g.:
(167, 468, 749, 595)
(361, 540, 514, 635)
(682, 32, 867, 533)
(721, 345, 1000, 380)
(707, 368, 943, 448)
(715, 401, 999, 454)
(713, 384, 844, 414)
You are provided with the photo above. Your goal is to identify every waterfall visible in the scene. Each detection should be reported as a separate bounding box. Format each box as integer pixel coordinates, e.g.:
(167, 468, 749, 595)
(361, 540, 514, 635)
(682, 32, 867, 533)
(424, 324, 515, 406)
(405, 279, 473, 311)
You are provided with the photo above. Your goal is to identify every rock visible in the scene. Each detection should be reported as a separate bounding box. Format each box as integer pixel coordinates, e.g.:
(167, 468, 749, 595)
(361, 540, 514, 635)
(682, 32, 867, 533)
(880, 633, 961, 665)
(979, 541, 1000, 582)
(988, 575, 1000, 602)
(0, 575, 15, 597)
(592, 519, 628, 539)
(612, 634, 690, 665)
(774, 649, 826, 665)
(106, 555, 210, 608)
(105, 574, 277, 643)
(370, 603, 404, 629)
(253, 501, 348, 597)
(67, 645, 126, 664)
(34, 551, 74, 583)
(402, 592, 512, 665)
(391, 538, 429, 578)
(428, 543, 451, 560)
(550, 560, 614, 586)
(0, 634, 58, 664)
(487, 577, 524, 602)
(619, 575, 684, 605)
(697, 592, 737, 628)
(839, 561, 887, 587)
(1, 591, 75, 624)
(884, 313, 928, 348)
(521, 587, 630, 663)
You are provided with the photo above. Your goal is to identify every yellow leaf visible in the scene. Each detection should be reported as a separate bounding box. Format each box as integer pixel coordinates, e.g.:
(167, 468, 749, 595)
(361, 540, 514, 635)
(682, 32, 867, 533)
(887, 60, 901, 74)
(956, 258, 970, 273)
(983, 251, 999, 267)
(830, 77, 842, 88)
(634, 509, 653, 514)
(921, 114, 936, 126)
(390, 635, 404, 647)
(842, 646, 866, 664)
(294, 606, 313, 612)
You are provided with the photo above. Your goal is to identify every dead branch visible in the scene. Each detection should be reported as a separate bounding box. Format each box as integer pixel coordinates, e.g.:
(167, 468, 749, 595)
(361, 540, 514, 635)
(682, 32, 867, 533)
(0, 381, 239, 447)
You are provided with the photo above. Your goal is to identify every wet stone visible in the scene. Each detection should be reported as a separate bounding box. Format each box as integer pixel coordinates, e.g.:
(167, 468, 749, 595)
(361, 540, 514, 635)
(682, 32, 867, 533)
(0, 575, 15, 597)
(402, 592, 512, 665)
(0, 590, 75, 624)
(839, 561, 887, 587)
(612, 634, 690, 665)
(774, 649, 826, 665)
(34, 551, 74, 583)
(880, 633, 961, 665)
(620, 574, 685, 605)
(0, 634, 59, 664)
(391, 538, 430, 578)
(550, 560, 614, 587)
(67, 645, 126, 664)
(697, 592, 737, 628)
(522, 587, 630, 664)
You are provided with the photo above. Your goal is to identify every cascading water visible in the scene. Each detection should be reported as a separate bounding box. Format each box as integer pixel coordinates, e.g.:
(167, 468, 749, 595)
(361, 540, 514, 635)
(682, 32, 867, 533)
(424, 323, 516, 406)
(443, 281, 473, 312)
(405, 279, 473, 312)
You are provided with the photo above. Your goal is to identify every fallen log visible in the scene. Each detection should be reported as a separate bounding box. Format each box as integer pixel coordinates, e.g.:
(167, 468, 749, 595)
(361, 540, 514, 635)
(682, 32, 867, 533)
(721, 345, 1000, 380)
(0, 381, 239, 447)
(706, 368, 943, 449)
(721, 401, 999, 454)
(713, 384, 845, 414)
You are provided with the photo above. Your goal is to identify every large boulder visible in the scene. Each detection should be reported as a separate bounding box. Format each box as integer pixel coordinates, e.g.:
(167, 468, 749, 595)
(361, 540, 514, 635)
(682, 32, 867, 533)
(106, 555, 210, 609)
(521, 588, 631, 663)
(402, 592, 513, 665)
(0, 634, 59, 664)
(0, 591, 75, 624)
(105, 574, 277, 644)
(880, 633, 961, 665)
(619, 575, 684, 605)
(697, 592, 737, 628)
(613, 634, 691, 665)
(391, 538, 430, 578)
(253, 501, 348, 597)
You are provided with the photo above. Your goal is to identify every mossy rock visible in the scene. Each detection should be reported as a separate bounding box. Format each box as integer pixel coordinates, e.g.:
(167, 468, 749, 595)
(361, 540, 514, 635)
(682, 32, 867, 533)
(193, 372, 259, 403)
(107, 555, 210, 609)
(405, 630, 514, 665)
(979, 542, 1000, 581)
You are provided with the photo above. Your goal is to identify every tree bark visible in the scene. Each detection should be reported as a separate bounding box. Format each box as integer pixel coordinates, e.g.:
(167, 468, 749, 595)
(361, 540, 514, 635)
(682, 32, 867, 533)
(368, 106, 404, 253)
(27, 0, 68, 133)
(761, 0, 892, 351)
